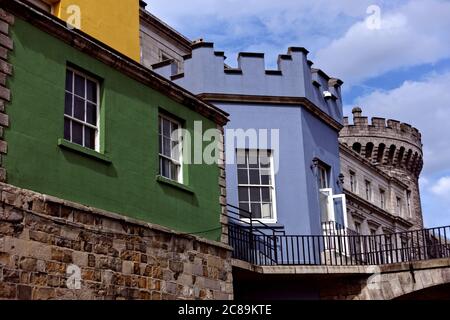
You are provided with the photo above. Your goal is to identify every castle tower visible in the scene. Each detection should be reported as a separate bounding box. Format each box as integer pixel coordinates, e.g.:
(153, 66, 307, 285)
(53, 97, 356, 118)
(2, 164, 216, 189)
(339, 107, 424, 229)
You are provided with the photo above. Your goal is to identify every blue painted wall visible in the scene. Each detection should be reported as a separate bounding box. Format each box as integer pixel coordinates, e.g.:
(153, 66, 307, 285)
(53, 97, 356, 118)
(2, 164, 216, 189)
(154, 43, 344, 235)
(217, 102, 342, 235)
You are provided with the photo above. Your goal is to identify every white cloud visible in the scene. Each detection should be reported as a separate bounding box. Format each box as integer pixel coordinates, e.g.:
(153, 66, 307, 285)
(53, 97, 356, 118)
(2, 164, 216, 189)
(350, 70, 450, 176)
(147, 0, 382, 62)
(431, 177, 450, 198)
(315, 0, 450, 86)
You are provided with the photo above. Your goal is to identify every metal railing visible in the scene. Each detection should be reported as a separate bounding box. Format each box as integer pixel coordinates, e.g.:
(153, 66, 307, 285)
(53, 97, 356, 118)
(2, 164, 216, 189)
(226, 206, 450, 266)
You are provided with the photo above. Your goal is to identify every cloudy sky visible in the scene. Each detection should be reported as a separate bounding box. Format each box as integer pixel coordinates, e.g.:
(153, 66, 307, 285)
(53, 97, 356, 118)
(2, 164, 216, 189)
(148, 0, 450, 227)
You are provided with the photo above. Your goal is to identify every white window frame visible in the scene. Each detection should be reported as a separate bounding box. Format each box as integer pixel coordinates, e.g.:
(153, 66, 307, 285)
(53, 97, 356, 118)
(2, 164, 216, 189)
(158, 113, 183, 184)
(319, 188, 348, 228)
(237, 149, 278, 224)
(64, 67, 101, 152)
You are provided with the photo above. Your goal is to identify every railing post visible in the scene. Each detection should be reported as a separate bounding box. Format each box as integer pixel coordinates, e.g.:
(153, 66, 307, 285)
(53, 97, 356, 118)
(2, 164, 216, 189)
(273, 231, 278, 265)
(249, 211, 254, 264)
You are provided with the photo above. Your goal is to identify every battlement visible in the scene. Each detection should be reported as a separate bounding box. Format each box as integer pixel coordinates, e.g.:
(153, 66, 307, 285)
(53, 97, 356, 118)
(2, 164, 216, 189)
(152, 41, 344, 124)
(341, 107, 422, 149)
(340, 108, 423, 178)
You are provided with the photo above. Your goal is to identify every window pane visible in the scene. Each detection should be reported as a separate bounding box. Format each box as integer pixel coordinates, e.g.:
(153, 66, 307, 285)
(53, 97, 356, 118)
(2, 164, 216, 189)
(84, 126, 95, 150)
(163, 137, 171, 157)
(171, 140, 180, 161)
(261, 187, 271, 202)
(237, 169, 248, 184)
(74, 96, 85, 121)
(236, 150, 247, 168)
(261, 203, 272, 219)
(171, 121, 179, 135)
(250, 203, 261, 219)
(86, 102, 97, 125)
(66, 70, 73, 92)
(260, 169, 271, 185)
(260, 151, 271, 168)
(86, 79, 97, 102)
(249, 187, 261, 202)
(248, 150, 258, 168)
(249, 169, 260, 184)
(65, 92, 72, 116)
(238, 187, 249, 202)
(74, 74, 85, 97)
(160, 157, 170, 178)
(163, 118, 171, 137)
(64, 118, 71, 141)
(239, 203, 250, 218)
(72, 121, 83, 145)
(170, 162, 179, 181)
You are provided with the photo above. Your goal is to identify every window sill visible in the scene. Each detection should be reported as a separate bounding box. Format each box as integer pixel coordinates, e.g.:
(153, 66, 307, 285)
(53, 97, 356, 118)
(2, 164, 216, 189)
(58, 139, 112, 164)
(241, 218, 278, 225)
(156, 175, 194, 194)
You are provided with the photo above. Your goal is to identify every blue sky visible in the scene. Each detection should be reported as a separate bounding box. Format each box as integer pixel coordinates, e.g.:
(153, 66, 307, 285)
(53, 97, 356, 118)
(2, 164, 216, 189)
(148, 0, 450, 227)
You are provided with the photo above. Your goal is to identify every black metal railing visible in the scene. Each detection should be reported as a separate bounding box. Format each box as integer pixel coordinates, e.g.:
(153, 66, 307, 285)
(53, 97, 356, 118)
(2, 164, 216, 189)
(226, 205, 450, 266)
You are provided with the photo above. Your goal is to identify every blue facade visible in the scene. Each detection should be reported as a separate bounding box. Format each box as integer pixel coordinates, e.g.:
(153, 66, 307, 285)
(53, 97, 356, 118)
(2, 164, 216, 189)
(154, 43, 345, 236)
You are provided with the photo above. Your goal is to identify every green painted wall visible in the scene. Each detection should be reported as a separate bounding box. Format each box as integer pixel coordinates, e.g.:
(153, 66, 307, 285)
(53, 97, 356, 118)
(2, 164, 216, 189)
(5, 18, 222, 241)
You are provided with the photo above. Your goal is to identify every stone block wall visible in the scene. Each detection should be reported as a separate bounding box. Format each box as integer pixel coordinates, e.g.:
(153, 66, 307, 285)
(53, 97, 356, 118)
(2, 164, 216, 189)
(0, 183, 233, 300)
(0, 8, 13, 183)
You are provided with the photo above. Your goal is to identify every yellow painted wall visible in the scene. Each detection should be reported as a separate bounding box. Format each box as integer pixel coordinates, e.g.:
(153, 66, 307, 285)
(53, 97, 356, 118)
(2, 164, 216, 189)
(51, 0, 141, 61)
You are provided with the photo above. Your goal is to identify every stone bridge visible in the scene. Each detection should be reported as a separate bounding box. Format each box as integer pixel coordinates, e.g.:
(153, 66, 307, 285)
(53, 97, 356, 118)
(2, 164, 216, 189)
(232, 258, 450, 300)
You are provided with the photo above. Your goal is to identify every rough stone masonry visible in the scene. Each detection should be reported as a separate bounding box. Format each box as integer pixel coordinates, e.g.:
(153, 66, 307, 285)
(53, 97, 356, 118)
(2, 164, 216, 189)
(0, 183, 234, 300)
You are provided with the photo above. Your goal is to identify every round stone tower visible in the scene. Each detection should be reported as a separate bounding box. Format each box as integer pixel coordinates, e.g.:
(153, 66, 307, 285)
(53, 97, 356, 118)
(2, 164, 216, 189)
(339, 107, 424, 229)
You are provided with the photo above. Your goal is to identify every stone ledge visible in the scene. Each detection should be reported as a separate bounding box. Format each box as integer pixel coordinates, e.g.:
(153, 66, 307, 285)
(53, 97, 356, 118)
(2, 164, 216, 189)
(0, 182, 232, 252)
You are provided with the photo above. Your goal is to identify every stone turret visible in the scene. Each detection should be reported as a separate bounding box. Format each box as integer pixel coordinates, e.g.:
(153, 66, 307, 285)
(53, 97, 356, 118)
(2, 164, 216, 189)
(340, 107, 424, 228)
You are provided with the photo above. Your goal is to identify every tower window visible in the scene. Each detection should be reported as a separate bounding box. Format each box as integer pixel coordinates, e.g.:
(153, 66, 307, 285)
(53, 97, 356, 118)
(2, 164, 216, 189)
(365, 180, 372, 202)
(380, 189, 386, 209)
(349, 170, 357, 193)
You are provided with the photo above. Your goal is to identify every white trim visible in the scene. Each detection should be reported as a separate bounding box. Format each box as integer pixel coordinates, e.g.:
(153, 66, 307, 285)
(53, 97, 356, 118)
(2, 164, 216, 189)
(64, 67, 101, 152)
(158, 113, 183, 184)
(237, 149, 278, 224)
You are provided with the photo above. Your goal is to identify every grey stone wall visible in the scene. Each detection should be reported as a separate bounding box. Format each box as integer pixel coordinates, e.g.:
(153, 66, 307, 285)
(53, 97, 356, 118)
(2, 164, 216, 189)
(340, 108, 424, 229)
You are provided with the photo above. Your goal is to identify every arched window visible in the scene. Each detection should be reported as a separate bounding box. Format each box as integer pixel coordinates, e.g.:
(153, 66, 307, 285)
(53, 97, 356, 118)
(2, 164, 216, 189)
(388, 145, 396, 164)
(352, 143, 362, 154)
(376, 143, 386, 164)
(397, 147, 405, 166)
(365, 142, 374, 159)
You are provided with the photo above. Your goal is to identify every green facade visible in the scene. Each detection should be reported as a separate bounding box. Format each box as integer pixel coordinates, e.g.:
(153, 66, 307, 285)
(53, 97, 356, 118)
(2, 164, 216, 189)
(5, 18, 222, 241)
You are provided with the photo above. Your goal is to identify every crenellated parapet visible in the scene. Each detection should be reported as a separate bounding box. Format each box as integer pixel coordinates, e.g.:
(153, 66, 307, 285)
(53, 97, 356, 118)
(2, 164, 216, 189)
(340, 107, 423, 177)
(152, 41, 344, 125)
(341, 107, 422, 149)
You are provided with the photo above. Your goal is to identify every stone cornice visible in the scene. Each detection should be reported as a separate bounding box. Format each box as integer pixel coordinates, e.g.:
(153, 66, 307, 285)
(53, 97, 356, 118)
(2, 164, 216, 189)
(196, 93, 344, 132)
(344, 189, 414, 229)
(3, 0, 229, 126)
